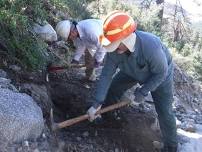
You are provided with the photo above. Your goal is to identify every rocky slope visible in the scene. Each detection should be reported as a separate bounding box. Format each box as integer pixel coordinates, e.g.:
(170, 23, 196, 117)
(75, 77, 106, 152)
(0, 56, 201, 152)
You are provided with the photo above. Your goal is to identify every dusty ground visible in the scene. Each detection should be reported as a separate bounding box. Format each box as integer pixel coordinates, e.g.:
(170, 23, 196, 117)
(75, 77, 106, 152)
(4, 67, 161, 152)
(47, 69, 160, 152)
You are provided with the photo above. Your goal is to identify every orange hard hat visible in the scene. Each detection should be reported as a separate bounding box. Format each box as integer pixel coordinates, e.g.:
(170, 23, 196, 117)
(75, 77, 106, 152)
(100, 11, 137, 46)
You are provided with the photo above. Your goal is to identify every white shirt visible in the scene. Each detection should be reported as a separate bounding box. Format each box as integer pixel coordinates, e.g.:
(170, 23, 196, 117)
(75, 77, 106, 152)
(73, 19, 106, 62)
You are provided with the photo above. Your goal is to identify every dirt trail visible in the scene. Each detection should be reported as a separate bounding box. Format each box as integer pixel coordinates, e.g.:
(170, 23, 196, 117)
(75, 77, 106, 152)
(4, 68, 161, 152)
(47, 71, 161, 152)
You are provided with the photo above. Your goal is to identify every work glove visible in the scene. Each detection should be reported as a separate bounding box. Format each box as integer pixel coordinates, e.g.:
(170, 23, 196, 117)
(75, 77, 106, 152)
(94, 60, 102, 68)
(131, 87, 146, 106)
(87, 103, 102, 122)
(71, 59, 79, 65)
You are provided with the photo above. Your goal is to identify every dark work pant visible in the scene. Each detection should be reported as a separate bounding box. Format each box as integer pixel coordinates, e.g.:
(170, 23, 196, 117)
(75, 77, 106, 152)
(151, 65, 177, 146)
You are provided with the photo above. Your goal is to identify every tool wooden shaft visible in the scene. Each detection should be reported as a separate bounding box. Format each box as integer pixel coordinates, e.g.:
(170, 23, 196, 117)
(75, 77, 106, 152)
(53, 100, 130, 130)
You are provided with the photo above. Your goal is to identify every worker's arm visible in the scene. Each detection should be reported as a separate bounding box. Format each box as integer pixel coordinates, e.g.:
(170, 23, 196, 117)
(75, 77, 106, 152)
(87, 53, 119, 121)
(94, 53, 119, 104)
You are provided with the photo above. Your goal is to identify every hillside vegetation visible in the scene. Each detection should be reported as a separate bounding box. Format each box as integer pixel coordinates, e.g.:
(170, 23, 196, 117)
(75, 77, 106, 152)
(0, 0, 202, 81)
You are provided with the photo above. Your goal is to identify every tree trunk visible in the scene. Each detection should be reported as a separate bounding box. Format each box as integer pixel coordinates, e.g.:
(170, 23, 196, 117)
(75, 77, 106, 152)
(156, 0, 164, 31)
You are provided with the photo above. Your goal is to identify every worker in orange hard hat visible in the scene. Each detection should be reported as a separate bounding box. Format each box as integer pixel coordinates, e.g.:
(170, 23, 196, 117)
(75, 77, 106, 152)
(87, 11, 178, 152)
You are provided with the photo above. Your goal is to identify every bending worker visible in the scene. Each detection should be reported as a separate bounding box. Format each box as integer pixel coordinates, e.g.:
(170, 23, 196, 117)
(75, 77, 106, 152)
(56, 19, 106, 81)
(87, 11, 178, 152)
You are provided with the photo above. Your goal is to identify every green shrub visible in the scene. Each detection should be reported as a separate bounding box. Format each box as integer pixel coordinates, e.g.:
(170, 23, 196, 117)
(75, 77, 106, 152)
(181, 43, 192, 57)
(0, 0, 50, 70)
(50, 0, 92, 20)
(194, 52, 202, 80)
(172, 49, 193, 73)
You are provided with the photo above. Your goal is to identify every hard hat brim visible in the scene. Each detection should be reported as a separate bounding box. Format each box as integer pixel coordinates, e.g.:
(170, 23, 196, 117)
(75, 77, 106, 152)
(100, 35, 111, 46)
(104, 33, 136, 52)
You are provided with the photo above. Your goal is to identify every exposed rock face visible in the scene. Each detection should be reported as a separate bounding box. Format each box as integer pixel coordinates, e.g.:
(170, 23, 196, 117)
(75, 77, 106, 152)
(0, 57, 201, 152)
(173, 64, 202, 112)
(21, 83, 53, 117)
(0, 69, 44, 144)
(0, 88, 44, 143)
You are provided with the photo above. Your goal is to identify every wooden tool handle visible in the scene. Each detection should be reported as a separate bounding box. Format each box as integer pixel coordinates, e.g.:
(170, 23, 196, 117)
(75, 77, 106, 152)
(55, 100, 130, 130)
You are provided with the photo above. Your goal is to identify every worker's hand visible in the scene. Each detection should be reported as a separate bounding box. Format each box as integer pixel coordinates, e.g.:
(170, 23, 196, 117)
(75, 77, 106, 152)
(71, 59, 79, 65)
(87, 103, 102, 122)
(132, 87, 146, 106)
(94, 60, 102, 68)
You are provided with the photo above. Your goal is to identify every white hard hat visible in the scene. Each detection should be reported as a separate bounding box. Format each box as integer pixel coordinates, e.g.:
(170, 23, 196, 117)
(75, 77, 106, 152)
(55, 20, 71, 41)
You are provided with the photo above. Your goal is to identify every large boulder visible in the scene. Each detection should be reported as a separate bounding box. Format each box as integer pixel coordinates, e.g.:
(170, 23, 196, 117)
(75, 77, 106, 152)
(0, 88, 44, 143)
(0, 77, 18, 92)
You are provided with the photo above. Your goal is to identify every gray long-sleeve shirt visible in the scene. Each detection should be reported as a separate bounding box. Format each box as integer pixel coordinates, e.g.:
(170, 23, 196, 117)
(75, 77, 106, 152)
(95, 31, 173, 103)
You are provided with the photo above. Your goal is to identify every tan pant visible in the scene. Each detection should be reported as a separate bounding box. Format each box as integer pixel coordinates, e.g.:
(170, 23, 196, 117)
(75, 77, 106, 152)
(84, 50, 96, 81)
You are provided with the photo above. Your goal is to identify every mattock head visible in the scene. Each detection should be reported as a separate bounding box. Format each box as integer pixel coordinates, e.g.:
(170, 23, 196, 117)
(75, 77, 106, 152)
(45, 72, 49, 82)
(50, 108, 58, 131)
(46, 62, 53, 82)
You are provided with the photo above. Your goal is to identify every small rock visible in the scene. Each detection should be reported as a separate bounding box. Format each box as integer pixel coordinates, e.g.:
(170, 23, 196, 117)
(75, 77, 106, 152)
(9, 65, 21, 72)
(153, 141, 163, 150)
(33, 149, 40, 152)
(185, 124, 196, 132)
(89, 144, 93, 149)
(24, 141, 29, 147)
(151, 118, 160, 132)
(58, 141, 65, 149)
(42, 133, 46, 139)
(181, 120, 196, 132)
(176, 118, 182, 128)
(115, 148, 119, 152)
(194, 109, 200, 114)
(94, 131, 98, 137)
(17, 147, 23, 152)
(84, 84, 90, 89)
(3, 60, 7, 66)
(76, 137, 82, 141)
(56, 41, 69, 50)
(82, 131, 89, 137)
(0, 69, 7, 78)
